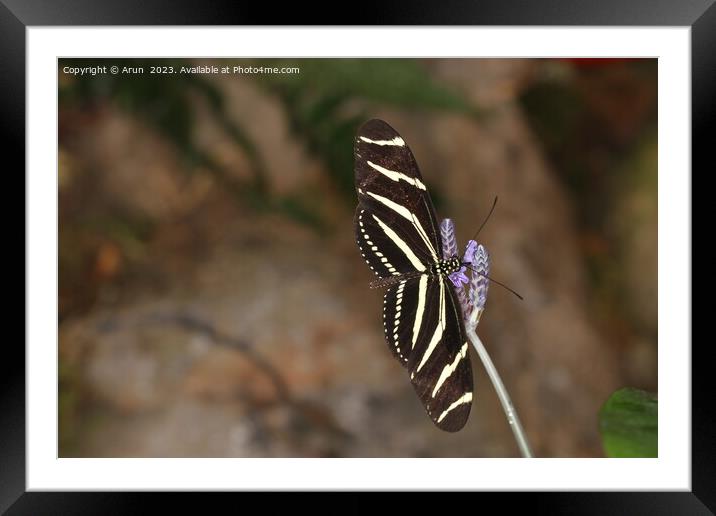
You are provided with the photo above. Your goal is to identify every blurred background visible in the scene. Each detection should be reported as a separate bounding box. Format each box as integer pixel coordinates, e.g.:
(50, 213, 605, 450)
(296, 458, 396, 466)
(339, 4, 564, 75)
(58, 58, 657, 458)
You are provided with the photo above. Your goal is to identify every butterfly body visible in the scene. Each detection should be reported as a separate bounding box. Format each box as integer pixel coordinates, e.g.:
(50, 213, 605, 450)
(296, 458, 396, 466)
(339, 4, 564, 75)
(354, 119, 473, 432)
(429, 257, 463, 276)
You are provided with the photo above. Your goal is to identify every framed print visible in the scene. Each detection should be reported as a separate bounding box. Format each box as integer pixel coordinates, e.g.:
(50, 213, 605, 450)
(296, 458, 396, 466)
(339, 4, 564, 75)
(5, 0, 711, 512)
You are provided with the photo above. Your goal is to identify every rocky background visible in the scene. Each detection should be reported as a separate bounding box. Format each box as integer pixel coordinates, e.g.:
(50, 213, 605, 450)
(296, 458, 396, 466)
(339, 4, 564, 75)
(58, 58, 657, 457)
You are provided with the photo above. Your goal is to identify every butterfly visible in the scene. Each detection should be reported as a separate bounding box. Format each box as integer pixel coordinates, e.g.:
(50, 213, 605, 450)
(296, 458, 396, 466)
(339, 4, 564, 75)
(354, 119, 473, 432)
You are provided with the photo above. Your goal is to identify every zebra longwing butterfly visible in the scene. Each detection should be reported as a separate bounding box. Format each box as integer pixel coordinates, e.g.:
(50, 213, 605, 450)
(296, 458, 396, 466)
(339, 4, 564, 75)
(354, 119, 473, 432)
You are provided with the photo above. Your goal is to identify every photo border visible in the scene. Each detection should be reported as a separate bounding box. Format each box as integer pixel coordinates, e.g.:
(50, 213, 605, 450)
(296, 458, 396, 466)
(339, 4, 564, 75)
(6, 0, 711, 511)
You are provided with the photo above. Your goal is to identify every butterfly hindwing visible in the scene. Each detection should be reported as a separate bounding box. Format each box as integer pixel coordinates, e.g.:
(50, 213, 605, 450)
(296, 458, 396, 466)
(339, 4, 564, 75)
(408, 275, 473, 432)
(380, 274, 430, 366)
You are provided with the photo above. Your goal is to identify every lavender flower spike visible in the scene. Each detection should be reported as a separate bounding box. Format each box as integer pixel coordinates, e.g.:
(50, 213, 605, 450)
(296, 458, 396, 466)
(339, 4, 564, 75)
(440, 219, 470, 319)
(468, 244, 490, 327)
(440, 218, 460, 259)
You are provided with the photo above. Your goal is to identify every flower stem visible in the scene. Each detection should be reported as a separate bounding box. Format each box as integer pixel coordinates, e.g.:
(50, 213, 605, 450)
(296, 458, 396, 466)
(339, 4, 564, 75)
(466, 326, 533, 458)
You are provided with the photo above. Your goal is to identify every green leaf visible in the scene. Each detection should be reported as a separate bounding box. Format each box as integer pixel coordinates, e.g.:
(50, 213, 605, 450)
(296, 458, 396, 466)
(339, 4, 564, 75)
(599, 388, 657, 458)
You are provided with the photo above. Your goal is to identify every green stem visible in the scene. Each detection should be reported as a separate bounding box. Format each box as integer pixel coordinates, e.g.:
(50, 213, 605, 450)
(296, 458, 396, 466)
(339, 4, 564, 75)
(466, 326, 533, 458)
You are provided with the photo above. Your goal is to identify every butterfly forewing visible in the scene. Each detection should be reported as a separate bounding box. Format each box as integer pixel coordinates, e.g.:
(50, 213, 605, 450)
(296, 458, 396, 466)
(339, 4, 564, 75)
(354, 119, 442, 272)
(354, 119, 474, 432)
(355, 206, 420, 279)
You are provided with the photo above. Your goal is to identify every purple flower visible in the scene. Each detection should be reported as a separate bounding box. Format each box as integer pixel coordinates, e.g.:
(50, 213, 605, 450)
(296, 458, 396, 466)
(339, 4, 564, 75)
(448, 267, 469, 288)
(468, 244, 490, 326)
(440, 218, 459, 259)
(462, 240, 477, 265)
(440, 218, 492, 326)
(470, 244, 490, 308)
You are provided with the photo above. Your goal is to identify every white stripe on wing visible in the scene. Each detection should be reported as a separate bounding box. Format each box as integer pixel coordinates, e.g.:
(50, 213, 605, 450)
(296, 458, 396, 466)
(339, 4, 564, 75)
(371, 214, 426, 273)
(366, 160, 426, 190)
(365, 191, 438, 260)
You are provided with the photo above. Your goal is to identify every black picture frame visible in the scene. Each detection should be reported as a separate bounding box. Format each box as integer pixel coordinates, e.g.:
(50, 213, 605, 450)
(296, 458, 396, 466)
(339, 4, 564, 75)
(5, 1, 710, 512)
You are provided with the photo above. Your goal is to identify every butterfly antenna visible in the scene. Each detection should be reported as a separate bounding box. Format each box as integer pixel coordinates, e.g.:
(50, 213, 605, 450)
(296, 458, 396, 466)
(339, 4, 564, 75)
(470, 196, 498, 242)
(465, 264, 523, 300)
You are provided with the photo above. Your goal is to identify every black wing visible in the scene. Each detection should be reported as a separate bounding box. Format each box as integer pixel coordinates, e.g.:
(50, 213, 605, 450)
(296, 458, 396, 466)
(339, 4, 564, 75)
(379, 272, 473, 432)
(407, 274, 473, 432)
(354, 119, 441, 277)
